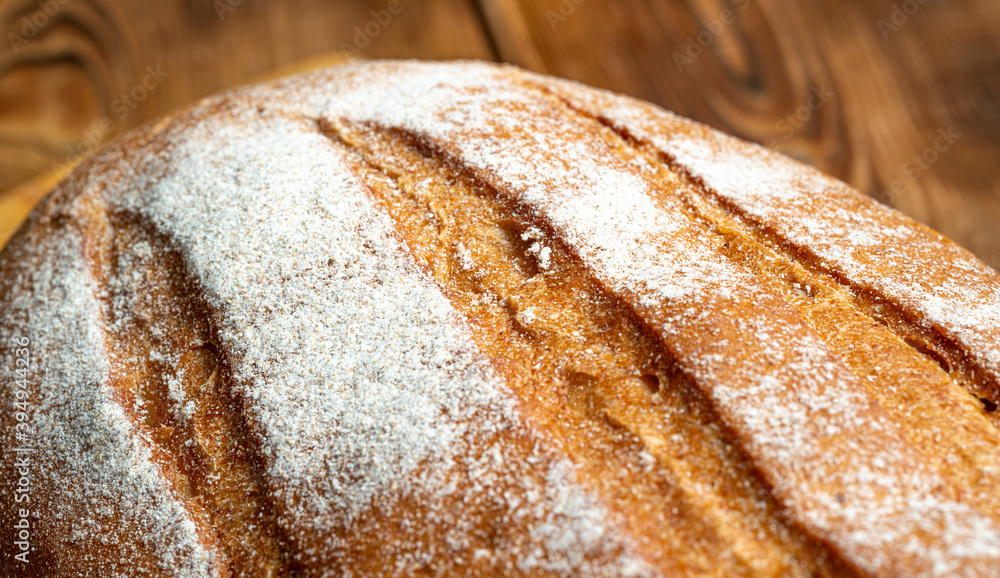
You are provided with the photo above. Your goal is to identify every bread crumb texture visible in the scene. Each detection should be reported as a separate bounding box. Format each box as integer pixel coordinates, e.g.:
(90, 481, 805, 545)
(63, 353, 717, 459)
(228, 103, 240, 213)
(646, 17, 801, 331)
(2, 60, 1000, 577)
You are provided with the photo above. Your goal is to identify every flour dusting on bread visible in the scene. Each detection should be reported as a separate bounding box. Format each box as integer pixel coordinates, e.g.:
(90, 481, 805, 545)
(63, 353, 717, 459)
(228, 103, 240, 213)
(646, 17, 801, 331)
(3, 60, 1000, 577)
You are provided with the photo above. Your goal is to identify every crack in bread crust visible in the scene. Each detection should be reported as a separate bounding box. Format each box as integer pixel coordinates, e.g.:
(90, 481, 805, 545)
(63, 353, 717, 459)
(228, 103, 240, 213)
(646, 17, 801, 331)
(78, 200, 296, 577)
(320, 117, 855, 577)
(503, 87, 1000, 525)
(298, 61, 1000, 575)
(520, 76, 1000, 419)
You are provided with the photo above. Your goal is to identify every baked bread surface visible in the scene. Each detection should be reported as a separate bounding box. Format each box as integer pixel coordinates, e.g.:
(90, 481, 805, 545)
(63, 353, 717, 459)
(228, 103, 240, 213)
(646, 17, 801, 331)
(2, 60, 1000, 577)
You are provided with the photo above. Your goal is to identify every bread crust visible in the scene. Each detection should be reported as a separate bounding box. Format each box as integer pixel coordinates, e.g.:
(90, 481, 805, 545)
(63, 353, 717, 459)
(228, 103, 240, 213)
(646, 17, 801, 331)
(2, 60, 1000, 577)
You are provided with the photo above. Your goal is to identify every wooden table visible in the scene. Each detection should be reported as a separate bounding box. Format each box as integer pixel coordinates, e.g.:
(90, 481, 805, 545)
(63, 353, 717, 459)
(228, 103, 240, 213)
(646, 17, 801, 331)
(2, 0, 998, 267)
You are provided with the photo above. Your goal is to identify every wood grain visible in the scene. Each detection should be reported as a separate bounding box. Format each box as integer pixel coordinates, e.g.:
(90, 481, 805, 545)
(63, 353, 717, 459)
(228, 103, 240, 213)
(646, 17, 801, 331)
(1, 0, 998, 266)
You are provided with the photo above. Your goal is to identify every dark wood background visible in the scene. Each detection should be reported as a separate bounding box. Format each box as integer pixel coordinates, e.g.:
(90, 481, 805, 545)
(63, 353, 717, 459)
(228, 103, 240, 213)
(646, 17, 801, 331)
(2, 0, 998, 267)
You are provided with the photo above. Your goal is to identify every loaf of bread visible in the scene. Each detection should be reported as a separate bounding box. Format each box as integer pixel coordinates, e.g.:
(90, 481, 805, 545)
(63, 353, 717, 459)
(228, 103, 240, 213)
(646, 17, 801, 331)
(2, 60, 1000, 577)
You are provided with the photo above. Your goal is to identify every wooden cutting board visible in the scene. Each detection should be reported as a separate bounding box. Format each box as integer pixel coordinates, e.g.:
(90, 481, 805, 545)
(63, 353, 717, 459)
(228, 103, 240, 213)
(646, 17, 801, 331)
(1, 0, 998, 267)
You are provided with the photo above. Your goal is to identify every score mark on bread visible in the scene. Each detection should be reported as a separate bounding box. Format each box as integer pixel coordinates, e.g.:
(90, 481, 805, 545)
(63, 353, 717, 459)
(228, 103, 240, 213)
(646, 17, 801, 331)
(1, 60, 1000, 577)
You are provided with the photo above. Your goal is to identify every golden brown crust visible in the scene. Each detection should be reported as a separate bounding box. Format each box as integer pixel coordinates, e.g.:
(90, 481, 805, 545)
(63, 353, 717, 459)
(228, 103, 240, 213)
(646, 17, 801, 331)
(2, 60, 1000, 577)
(330, 121, 852, 576)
